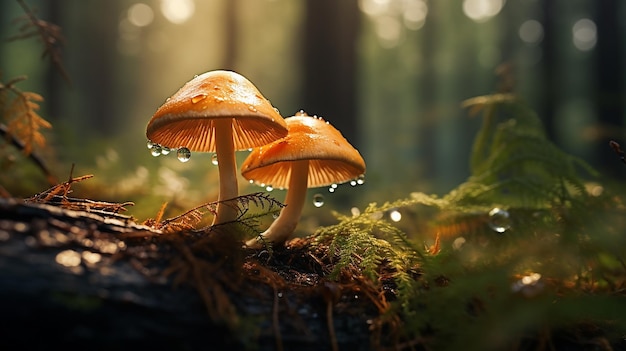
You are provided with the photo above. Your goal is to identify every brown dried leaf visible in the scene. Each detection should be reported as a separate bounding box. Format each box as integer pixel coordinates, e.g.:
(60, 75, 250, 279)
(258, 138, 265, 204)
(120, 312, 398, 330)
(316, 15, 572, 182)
(5, 90, 51, 155)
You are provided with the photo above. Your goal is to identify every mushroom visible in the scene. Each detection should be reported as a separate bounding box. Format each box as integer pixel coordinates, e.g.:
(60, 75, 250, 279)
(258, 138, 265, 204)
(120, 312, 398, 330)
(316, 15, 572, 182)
(241, 111, 366, 248)
(146, 70, 288, 225)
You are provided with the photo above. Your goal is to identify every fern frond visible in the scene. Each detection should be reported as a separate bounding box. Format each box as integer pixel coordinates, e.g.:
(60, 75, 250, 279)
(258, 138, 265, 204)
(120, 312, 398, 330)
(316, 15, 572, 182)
(156, 192, 284, 235)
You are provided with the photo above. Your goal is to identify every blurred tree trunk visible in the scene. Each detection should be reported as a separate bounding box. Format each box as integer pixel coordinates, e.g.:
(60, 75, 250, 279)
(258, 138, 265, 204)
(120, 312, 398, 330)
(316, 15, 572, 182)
(593, 0, 624, 176)
(79, 1, 119, 135)
(223, 0, 238, 70)
(302, 0, 360, 146)
(44, 0, 64, 124)
(539, 0, 558, 142)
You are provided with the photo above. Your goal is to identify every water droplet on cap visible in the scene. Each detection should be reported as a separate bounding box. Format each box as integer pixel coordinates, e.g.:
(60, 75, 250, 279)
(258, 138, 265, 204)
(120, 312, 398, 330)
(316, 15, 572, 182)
(211, 154, 218, 165)
(488, 207, 511, 233)
(147, 140, 155, 149)
(313, 194, 325, 207)
(177, 147, 191, 162)
(161, 147, 170, 155)
(266, 185, 273, 192)
(191, 94, 208, 104)
(295, 110, 308, 116)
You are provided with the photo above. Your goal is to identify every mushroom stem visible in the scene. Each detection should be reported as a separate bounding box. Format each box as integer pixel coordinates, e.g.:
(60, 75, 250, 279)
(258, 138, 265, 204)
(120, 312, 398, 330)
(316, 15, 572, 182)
(246, 159, 309, 247)
(212, 118, 239, 225)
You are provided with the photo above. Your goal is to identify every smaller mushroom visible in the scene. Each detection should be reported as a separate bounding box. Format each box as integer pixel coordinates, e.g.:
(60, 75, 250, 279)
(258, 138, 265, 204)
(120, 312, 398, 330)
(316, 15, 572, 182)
(241, 111, 366, 248)
(146, 70, 288, 225)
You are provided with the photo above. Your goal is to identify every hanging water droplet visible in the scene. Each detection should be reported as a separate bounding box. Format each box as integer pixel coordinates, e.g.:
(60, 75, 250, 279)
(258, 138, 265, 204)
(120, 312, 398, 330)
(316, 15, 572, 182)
(249, 179, 255, 184)
(211, 154, 218, 165)
(177, 147, 191, 162)
(356, 174, 365, 185)
(266, 185, 274, 192)
(389, 209, 402, 222)
(161, 147, 170, 155)
(191, 93, 207, 104)
(147, 140, 154, 149)
(150, 144, 162, 157)
(313, 194, 325, 207)
(328, 187, 335, 193)
(488, 207, 511, 233)
(248, 105, 257, 112)
(295, 110, 307, 116)
(350, 180, 357, 186)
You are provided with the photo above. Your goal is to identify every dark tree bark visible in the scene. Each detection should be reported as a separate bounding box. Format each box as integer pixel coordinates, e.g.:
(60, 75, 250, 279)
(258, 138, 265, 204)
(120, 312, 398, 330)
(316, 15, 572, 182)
(0, 198, 376, 351)
(302, 0, 361, 147)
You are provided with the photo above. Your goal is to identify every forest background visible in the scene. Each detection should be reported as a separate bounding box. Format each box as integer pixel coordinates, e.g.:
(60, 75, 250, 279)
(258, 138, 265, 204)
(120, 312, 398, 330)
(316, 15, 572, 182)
(0, 0, 624, 226)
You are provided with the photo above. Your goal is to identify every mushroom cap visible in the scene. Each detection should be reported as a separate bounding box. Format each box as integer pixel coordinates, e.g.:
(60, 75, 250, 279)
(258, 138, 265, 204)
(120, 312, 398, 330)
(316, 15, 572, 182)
(146, 70, 287, 152)
(240, 113, 366, 189)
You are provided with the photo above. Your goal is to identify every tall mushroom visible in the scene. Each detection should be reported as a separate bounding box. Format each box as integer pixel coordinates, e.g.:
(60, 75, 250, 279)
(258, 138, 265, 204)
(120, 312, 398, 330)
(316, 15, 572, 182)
(146, 70, 288, 225)
(241, 111, 366, 248)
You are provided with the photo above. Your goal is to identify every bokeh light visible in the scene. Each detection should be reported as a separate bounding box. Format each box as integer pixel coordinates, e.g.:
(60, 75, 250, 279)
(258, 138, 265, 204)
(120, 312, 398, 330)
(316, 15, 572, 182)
(462, 0, 505, 23)
(572, 18, 597, 51)
(519, 19, 544, 44)
(161, 0, 196, 25)
(127, 3, 154, 27)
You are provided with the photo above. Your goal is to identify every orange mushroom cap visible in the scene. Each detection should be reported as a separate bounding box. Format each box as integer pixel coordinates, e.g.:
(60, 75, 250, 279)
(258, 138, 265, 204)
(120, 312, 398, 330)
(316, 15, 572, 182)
(146, 70, 287, 152)
(241, 113, 366, 189)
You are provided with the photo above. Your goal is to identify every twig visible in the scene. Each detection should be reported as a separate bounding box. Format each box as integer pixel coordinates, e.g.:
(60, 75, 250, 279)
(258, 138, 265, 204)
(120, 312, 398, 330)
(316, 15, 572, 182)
(12, 0, 71, 85)
(0, 123, 57, 185)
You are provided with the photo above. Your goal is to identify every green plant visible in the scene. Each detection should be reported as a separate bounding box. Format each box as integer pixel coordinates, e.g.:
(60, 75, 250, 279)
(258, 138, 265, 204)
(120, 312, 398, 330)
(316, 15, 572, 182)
(311, 93, 626, 350)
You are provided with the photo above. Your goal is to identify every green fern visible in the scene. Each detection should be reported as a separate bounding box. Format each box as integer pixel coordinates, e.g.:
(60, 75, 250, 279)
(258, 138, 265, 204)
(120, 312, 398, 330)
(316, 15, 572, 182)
(310, 93, 626, 350)
(454, 94, 597, 210)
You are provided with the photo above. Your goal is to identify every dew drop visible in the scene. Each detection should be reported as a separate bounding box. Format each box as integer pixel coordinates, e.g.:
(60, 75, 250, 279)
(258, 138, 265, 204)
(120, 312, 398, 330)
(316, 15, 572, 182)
(356, 174, 365, 185)
(177, 147, 191, 162)
(389, 209, 402, 222)
(150, 144, 162, 157)
(211, 154, 218, 165)
(295, 110, 308, 116)
(313, 194, 325, 207)
(248, 105, 258, 113)
(161, 147, 170, 155)
(488, 207, 511, 233)
(350, 180, 358, 186)
(191, 93, 207, 104)
(147, 140, 154, 149)
(350, 207, 360, 217)
(328, 187, 335, 193)
(249, 179, 255, 184)
(266, 185, 274, 192)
